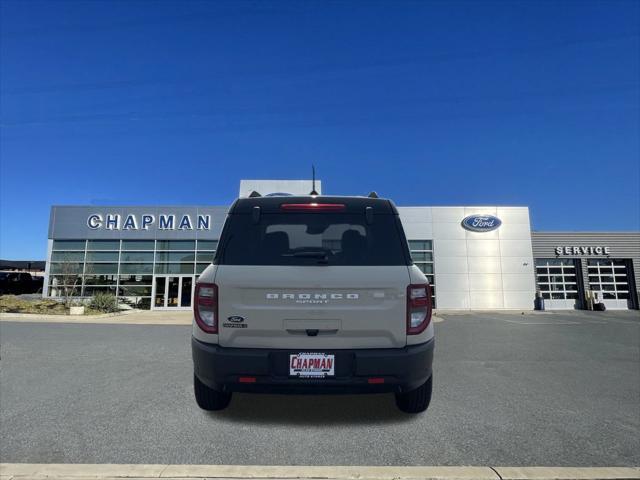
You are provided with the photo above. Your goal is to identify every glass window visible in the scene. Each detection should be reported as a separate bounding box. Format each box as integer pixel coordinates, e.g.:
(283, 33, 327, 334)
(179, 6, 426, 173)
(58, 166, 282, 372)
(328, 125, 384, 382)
(551, 292, 565, 299)
(549, 268, 562, 274)
(156, 240, 195, 250)
(86, 252, 119, 262)
(84, 275, 117, 285)
(51, 251, 85, 262)
(84, 286, 117, 296)
(119, 275, 153, 285)
(539, 284, 550, 291)
(119, 263, 154, 274)
(155, 252, 195, 262)
(87, 240, 120, 250)
(84, 263, 118, 274)
(49, 275, 82, 286)
(52, 240, 86, 251)
(416, 263, 434, 274)
(120, 251, 154, 263)
(196, 263, 210, 274)
(121, 240, 155, 250)
(50, 262, 84, 274)
(118, 285, 153, 296)
(411, 252, 433, 262)
(408, 240, 432, 251)
(218, 214, 408, 266)
(196, 252, 215, 262)
(197, 240, 218, 250)
(538, 276, 549, 283)
(155, 263, 195, 274)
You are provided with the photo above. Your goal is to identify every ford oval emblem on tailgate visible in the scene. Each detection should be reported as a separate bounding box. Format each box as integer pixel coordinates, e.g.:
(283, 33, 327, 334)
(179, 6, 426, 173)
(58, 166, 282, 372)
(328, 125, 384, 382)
(227, 316, 244, 323)
(461, 214, 502, 232)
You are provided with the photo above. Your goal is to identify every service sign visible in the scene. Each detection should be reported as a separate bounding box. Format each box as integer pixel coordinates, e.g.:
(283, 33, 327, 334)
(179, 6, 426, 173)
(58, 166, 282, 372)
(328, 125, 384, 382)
(461, 214, 502, 232)
(555, 246, 611, 256)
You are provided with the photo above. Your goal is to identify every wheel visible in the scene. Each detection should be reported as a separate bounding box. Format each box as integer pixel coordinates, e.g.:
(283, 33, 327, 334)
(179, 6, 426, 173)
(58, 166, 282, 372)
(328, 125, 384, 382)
(395, 375, 432, 413)
(194, 374, 232, 411)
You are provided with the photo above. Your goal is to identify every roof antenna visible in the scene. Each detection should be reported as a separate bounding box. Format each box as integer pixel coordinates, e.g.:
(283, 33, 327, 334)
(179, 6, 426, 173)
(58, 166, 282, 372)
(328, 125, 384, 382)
(310, 165, 319, 195)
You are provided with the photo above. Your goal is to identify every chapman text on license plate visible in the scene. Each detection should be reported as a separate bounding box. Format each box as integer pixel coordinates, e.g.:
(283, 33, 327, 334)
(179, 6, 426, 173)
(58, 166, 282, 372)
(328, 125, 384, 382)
(289, 352, 335, 377)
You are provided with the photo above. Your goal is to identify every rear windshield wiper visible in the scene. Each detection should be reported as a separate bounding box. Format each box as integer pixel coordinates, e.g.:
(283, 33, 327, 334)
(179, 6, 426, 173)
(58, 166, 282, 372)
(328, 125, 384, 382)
(284, 250, 330, 264)
(289, 251, 328, 258)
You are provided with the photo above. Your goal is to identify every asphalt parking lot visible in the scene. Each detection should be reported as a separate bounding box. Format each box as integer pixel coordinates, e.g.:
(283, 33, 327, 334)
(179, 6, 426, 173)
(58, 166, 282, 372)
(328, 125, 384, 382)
(1, 310, 638, 466)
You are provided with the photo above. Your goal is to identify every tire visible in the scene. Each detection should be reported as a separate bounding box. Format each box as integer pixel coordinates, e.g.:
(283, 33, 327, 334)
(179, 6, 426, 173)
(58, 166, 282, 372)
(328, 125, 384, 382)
(395, 375, 432, 414)
(194, 374, 232, 411)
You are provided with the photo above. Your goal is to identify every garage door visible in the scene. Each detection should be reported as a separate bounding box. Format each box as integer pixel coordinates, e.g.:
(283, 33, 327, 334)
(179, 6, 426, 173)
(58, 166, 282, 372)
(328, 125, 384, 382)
(587, 259, 632, 310)
(536, 258, 580, 310)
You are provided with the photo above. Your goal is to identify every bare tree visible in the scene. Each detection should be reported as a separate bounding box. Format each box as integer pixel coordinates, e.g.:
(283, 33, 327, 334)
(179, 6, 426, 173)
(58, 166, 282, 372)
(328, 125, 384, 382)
(51, 254, 83, 308)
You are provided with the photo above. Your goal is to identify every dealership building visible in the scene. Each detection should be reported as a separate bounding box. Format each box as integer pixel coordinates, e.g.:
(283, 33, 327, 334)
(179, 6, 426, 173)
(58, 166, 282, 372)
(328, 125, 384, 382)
(44, 180, 640, 311)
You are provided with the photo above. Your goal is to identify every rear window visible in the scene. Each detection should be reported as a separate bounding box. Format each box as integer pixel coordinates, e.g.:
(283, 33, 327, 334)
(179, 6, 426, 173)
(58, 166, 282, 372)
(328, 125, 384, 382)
(216, 213, 409, 266)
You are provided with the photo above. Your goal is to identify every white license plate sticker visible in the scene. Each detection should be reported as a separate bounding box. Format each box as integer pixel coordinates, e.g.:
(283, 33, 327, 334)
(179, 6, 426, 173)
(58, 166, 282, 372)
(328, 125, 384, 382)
(289, 353, 335, 378)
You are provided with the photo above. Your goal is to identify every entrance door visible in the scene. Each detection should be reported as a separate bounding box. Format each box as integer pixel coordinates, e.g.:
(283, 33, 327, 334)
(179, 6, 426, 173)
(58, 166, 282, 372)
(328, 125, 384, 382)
(153, 276, 194, 309)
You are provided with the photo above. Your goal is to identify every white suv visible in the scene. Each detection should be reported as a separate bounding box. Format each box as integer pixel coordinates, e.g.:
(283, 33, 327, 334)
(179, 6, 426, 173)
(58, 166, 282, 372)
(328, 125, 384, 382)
(192, 195, 434, 413)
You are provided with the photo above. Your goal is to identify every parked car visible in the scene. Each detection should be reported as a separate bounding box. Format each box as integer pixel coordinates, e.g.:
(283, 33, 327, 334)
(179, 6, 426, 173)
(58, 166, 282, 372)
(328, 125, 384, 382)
(0, 272, 40, 295)
(191, 194, 434, 413)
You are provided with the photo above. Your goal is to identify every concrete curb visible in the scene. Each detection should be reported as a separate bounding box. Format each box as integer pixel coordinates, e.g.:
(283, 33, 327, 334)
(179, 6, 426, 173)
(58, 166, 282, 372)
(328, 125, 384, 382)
(0, 311, 191, 325)
(0, 310, 134, 320)
(1, 464, 639, 480)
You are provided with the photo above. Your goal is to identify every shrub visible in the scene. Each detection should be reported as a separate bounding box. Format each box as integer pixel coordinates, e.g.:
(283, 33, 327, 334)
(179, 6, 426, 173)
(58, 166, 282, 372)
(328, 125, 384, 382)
(89, 293, 119, 313)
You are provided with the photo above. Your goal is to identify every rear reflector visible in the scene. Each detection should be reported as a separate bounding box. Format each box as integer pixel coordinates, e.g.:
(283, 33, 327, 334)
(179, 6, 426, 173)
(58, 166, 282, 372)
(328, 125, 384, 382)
(368, 378, 385, 384)
(238, 377, 256, 383)
(280, 203, 346, 212)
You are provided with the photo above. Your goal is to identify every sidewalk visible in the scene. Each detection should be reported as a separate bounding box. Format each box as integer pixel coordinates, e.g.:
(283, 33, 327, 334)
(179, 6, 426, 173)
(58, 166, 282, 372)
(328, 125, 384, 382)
(1, 464, 639, 480)
(0, 310, 192, 325)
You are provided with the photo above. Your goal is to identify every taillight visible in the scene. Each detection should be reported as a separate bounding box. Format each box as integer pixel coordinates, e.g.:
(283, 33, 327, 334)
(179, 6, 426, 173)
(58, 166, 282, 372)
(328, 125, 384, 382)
(194, 283, 218, 333)
(407, 283, 432, 335)
(280, 203, 346, 212)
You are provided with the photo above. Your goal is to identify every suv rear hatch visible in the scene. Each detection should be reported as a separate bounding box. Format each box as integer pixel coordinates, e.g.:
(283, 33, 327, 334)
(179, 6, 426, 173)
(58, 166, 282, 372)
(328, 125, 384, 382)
(213, 199, 412, 350)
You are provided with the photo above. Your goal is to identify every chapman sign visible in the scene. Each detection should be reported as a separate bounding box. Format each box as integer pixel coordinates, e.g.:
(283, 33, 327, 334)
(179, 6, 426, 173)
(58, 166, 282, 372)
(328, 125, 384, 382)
(555, 246, 611, 256)
(87, 213, 211, 231)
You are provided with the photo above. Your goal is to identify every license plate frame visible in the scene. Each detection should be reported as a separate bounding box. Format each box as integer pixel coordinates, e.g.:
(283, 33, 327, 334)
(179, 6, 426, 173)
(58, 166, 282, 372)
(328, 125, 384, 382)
(289, 352, 335, 378)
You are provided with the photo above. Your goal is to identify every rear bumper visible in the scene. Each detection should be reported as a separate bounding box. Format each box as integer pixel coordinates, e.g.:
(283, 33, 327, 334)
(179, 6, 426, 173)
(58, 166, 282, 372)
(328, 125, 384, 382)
(192, 337, 434, 394)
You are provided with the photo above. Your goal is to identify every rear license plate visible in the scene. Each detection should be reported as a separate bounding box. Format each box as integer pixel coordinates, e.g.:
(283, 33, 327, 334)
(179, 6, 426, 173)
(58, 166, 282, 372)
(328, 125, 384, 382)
(289, 352, 335, 378)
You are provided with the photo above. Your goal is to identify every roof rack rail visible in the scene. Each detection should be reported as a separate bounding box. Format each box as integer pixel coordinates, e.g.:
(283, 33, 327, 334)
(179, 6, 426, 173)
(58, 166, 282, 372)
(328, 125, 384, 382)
(248, 191, 261, 198)
(368, 191, 379, 198)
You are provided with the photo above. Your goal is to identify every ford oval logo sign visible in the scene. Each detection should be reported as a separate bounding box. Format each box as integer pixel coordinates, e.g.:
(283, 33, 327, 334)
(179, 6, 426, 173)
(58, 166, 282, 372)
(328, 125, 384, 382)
(461, 214, 502, 232)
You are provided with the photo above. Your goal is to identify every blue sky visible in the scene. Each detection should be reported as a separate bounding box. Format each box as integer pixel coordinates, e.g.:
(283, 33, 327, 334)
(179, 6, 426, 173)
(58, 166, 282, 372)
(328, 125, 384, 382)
(1, 0, 638, 260)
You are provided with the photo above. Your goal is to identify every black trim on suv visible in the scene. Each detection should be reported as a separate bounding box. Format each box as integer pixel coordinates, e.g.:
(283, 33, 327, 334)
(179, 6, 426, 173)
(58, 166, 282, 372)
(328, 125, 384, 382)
(192, 337, 434, 394)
